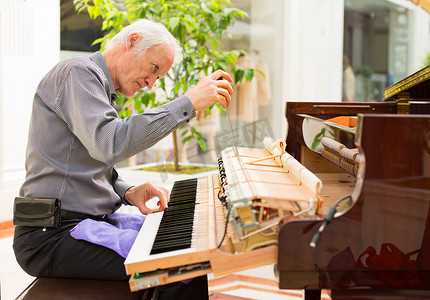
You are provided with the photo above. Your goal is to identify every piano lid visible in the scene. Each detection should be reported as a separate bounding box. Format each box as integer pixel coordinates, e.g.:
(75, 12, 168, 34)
(383, 64, 430, 101)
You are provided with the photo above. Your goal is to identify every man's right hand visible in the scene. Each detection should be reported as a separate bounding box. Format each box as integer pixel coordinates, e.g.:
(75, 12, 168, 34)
(185, 70, 234, 111)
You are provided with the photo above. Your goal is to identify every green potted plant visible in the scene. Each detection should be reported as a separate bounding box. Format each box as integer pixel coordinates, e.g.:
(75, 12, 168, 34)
(74, 0, 257, 171)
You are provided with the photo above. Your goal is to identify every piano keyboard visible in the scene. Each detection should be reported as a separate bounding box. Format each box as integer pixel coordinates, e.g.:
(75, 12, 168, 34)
(124, 177, 212, 275)
(150, 178, 198, 254)
(125, 161, 280, 290)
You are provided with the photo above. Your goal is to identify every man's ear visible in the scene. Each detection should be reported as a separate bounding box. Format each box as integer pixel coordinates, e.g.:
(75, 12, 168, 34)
(126, 33, 141, 49)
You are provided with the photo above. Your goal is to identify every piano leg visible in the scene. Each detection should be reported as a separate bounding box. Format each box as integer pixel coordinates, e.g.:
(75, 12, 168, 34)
(304, 289, 321, 300)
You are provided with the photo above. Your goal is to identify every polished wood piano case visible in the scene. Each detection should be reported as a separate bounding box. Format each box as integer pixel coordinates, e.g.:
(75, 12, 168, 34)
(280, 67, 430, 299)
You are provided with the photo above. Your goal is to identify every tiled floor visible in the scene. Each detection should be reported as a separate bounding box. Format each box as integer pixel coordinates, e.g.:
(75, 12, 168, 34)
(0, 236, 35, 300)
(0, 165, 330, 300)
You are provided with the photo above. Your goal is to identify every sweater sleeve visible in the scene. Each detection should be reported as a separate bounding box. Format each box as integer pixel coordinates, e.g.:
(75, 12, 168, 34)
(54, 64, 196, 165)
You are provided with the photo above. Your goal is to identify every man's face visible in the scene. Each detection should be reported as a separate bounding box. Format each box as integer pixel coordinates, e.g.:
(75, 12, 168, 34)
(115, 42, 174, 97)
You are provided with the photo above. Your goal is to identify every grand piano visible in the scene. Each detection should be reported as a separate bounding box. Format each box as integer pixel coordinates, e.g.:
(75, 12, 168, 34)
(279, 66, 430, 299)
(124, 66, 430, 300)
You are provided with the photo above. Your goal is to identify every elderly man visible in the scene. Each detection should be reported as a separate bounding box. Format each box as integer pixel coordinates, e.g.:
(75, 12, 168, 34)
(13, 19, 233, 299)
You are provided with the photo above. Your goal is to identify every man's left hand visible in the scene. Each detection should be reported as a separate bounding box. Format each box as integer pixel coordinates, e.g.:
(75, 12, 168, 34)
(124, 182, 169, 215)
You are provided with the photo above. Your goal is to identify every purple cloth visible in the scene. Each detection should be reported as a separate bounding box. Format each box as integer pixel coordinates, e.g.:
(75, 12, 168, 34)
(70, 213, 145, 258)
(69, 212, 193, 284)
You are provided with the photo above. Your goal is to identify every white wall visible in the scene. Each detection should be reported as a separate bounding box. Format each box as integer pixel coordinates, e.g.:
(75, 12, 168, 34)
(235, 0, 345, 141)
(0, 0, 59, 221)
(0, 0, 60, 175)
(278, 0, 344, 141)
(282, 0, 344, 104)
(248, 0, 285, 140)
(410, 6, 430, 72)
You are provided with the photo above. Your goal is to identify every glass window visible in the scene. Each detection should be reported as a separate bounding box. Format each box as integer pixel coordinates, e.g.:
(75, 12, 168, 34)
(214, 0, 282, 153)
(343, 1, 411, 102)
(60, 0, 104, 52)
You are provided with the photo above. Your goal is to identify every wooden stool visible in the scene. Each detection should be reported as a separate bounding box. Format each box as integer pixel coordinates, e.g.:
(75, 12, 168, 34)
(16, 277, 152, 300)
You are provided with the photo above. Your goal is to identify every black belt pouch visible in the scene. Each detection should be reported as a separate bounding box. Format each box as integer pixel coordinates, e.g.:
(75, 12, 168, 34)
(13, 197, 61, 227)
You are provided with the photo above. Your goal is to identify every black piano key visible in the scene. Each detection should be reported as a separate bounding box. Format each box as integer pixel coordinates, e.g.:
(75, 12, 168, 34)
(150, 178, 198, 255)
(171, 187, 196, 193)
(157, 216, 194, 224)
(154, 228, 193, 239)
(170, 189, 196, 197)
(169, 194, 196, 201)
(153, 234, 193, 245)
(160, 213, 194, 221)
(159, 212, 194, 221)
(150, 243, 192, 255)
(155, 227, 193, 235)
(152, 240, 192, 251)
(153, 231, 194, 243)
(163, 206, 195, 214)
(162, 209, 194, 215)
(171, 185, 197, 192)
(162, 209, 195, 217)
(159, 217, 194, 225)
(159, 213, 194, 221)
(167, 200, 195, 206)
(169, 195, 196, 201)
(156, 222, 194, 231)
(151, 238, 193, 251)
(170, 179, 197, 191)
(157, 217, 194, 226)
(154, 231, 192, 239)
(152, 236, 193, 247)
(153, 230, 193, 244)
(163, 206, 194, 212)
(170, 191, 197, 198)
(158, 218, 194, 226)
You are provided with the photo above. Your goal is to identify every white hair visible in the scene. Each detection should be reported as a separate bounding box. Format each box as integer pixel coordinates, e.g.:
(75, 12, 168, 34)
(106, 19, 183, 63)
